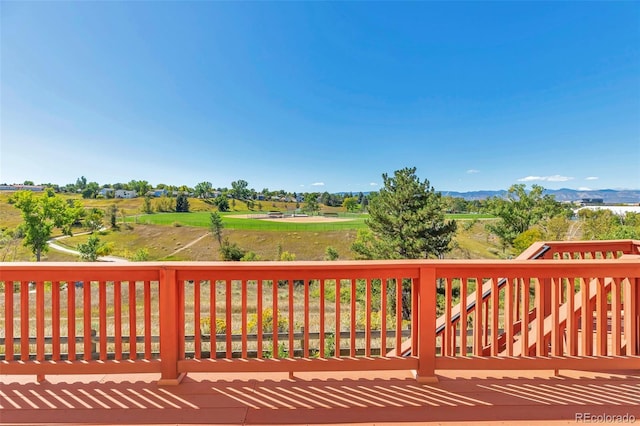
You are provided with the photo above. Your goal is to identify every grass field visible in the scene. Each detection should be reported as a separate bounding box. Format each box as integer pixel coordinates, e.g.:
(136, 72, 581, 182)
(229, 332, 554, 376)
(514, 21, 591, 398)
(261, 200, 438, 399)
(130, 212, 368, 231)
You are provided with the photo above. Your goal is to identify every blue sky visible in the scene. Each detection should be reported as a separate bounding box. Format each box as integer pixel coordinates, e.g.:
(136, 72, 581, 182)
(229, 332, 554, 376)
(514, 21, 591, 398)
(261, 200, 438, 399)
(2, 1, 639, 193)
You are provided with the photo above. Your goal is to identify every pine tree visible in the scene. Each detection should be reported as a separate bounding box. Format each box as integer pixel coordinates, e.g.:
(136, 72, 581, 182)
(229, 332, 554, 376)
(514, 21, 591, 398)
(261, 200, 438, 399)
(176, 193, 190, 212)
(352, 167, 457, 260)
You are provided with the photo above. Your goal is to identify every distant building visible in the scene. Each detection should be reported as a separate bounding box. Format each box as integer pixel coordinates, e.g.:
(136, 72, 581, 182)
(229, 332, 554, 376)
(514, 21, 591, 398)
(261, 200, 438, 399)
(115, 189, 137, 199)
(0, 184, 45, 192)
(151, 189, 168, 197)
(99, 188, 115, 197)
(579, 206, 640, 215)
(581, 198, 604, 206)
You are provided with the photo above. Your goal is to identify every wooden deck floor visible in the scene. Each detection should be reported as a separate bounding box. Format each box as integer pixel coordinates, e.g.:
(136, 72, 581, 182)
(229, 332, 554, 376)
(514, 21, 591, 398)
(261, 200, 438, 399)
(1, 369, 639, 425)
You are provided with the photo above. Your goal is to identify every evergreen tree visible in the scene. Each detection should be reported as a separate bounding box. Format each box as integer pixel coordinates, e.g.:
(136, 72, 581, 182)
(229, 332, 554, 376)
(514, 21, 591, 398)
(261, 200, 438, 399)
(352, 167, 457, 260)
(176, 193, 190, 212)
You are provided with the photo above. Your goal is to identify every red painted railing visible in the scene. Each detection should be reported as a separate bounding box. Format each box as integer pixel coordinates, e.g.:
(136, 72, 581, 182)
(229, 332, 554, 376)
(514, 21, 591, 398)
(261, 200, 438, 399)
(1, 240, 638, 384)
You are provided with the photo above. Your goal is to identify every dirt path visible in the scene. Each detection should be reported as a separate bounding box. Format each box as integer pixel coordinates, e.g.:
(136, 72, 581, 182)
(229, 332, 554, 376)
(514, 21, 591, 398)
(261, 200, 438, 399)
(166, 232, 211, 257)
(48, 232, 130, 262)
(47, 230, 212, 262)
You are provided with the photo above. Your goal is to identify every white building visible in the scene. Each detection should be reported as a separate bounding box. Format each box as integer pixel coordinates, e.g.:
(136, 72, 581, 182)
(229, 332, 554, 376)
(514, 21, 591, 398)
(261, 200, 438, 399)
(115, 189, 137, 199)
(578, 206, 640, 215)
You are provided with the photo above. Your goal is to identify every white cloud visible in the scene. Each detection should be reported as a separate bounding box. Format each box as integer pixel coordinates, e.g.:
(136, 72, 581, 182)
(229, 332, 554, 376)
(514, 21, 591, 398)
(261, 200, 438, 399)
(578, 187, 592, 191)
(369, 182, 378, 186)
(466, 169, 480, 174)
(585, 176, 599, 181)
(517, 175, 574, 182)
(311, 182, 325, 186)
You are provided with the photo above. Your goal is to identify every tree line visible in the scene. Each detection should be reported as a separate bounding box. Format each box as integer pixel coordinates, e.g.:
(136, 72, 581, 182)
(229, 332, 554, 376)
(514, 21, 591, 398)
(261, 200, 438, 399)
(5, 168, 640, 263)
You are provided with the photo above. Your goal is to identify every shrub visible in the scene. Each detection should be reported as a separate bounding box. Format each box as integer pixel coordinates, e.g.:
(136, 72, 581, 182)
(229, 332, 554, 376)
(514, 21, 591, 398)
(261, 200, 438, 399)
(200, 317, 226, 335)
(131, 248, 149, 262)
(219, 238, 246, 261)
(324, 246, 339, 260)
(247, 308, 288, 333)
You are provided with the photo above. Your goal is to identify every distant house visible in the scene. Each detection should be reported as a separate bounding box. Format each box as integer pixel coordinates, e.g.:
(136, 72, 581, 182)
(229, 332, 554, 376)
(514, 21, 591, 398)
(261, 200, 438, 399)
(0, 184, 45, 192)
(151, 189, 168, 197)
(99, 188, 115, 197)
(115, 190, 137, 199)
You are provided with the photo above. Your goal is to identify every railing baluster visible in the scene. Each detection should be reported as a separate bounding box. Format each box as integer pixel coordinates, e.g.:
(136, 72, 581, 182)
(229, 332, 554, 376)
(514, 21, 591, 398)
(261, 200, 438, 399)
(473, 278, 483, 356)
(581, 277, 592, 356)
(4, 281, 14, 361)
(83, 281, 91, 361)
(491, 277, 499, 356)
(99, 281, 107, 360)
(129, 281, 137, 360)
(521, 278, 529, 356)
(567, 277, 577, 356)
(483, 297, 489, 349)
(505, 277, 513, 356)
(412, 277, 419, 357)
(226, 280, 232, 359)
(210, 280, 217, 359)
(114, 281, 122, 361)
(67, 282, 75, 361)
(625, 277, 638, 355)
(335, 279, 341, 358)
(596, 277, 607, 356)
(350, 279, 356, 357)
(256, 279, 262, 359)
(303, 278, 309, 358)
(36, 281, 44, 362)
(551, 277, 561, 356)
(611, 277, 621, 356)
(144, 281, 151, 359)
(443, 278, 451, 357)
(20, 281, 29, 361)
(535, 278, 545, 356)
(395, 277, 402, 356)
(178, 278, 186, 359)
(319, 279, 325, 358)
(242, 279, 248, 359)
(288, 277, 294, 358)
(365, 278, 371, 357)
(380, 278, 386, 356)
(194, 280, 201, 359)
(272, 278, 278, 358)
(459, 278, 467, 356)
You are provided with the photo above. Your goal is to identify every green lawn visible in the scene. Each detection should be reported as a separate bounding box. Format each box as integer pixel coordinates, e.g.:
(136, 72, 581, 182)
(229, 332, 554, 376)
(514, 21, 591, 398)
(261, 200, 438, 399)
(128, 212, 369, 231)
(127, 212, 493, 232)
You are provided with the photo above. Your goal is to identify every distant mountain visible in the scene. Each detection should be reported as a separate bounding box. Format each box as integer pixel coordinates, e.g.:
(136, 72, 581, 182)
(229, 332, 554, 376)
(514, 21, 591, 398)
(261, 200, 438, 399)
(441, 188, 640, 204)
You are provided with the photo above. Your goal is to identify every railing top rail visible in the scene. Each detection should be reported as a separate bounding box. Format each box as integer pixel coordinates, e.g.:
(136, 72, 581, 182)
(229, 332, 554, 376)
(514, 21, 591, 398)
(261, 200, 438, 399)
(537, 239, 639, 252)
(1, 258, 637, 276)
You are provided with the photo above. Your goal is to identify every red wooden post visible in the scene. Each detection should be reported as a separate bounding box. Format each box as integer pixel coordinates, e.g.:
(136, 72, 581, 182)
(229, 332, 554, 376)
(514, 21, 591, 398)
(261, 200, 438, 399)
(158, 267, 185, 385)
(415, 267, 437, 383)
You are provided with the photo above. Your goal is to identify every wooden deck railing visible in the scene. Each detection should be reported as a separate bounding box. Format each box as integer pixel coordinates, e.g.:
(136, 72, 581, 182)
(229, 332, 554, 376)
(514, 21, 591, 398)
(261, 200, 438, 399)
(1, 240, 638, 385)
